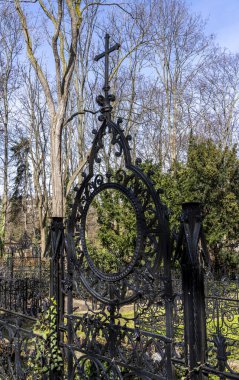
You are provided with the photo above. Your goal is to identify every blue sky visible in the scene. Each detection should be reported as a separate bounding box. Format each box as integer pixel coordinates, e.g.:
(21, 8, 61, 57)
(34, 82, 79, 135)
(187, 0, 239, 52)
(26, 1, 239, 54)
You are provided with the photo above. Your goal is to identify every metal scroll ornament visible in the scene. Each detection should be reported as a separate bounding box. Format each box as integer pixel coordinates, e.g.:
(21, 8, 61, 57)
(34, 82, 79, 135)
(67, 119, 169, 305)
(67, 35, 169, 306)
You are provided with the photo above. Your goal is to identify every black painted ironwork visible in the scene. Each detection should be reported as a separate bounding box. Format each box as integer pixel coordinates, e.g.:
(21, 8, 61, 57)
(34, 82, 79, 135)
(203, 275, 239, 379)
(0, 277, 47, 316)
(173, 202, 239, 379)
(0, 252, 49, 317)
(49, 217, 65, 380)
(94, 33, 120, 119)
(0, 255, 50, 379)
(64, 33, 175, 379)
(175, 202, 208, 380)
(0, 34, 238, 380)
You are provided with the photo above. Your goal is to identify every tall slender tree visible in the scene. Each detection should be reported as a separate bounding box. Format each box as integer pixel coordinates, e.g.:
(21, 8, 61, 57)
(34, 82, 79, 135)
(0, 3, 22, 241)
(15, 0, 82, 217)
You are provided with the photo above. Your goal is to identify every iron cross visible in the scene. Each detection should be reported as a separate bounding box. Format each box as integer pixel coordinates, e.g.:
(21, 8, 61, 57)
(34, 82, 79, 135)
(94, 34, 120, 98)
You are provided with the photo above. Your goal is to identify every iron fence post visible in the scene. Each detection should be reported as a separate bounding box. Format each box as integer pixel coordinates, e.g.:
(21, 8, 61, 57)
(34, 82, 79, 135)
(162, 215, 175, 379)
(65, 229, 74, 379)
(179, 202, 208, 380)
(50, 217, 65, 380)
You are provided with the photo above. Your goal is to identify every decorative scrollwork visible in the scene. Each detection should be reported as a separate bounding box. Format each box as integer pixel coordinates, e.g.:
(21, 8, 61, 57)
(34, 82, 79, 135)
(64, 313, 171, 379)
(68, 118, 168, 306)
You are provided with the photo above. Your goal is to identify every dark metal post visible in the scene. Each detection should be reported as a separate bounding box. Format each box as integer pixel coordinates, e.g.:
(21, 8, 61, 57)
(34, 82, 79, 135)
(65, 233, 74, 380)
(50, 217, 65, 380)
(162, 213, 175, 379)
(178, 202, 208, 380)
(10, 246, 14, 279)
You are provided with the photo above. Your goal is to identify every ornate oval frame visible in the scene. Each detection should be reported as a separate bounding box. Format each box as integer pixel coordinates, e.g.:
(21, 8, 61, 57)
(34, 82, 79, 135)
(80, 182, 144, 282)
(67, 119, 169, 305)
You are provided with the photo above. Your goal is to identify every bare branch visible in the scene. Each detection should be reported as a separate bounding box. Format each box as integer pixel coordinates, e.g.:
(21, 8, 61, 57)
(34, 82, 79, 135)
(110, 40, 149, 81)
(82, 2, 134, 19)
(0, 0, 37, 2)
(63, 109, 100, 126)
(14, 0, 56, 118)
(66, 155, 89, 197)
(38, 0, 66, 94)
(61, 1, 82, 95)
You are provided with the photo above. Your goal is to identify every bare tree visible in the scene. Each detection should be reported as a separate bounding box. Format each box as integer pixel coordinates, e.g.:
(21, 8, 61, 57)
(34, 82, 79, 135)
(15, 0, 82, 217)
(0, 2, 22, 241)
(1, 0, 236, 236)
(195, 49, 239, 148)
(150, 0, 211, 168)
(18, 67, 50, 253)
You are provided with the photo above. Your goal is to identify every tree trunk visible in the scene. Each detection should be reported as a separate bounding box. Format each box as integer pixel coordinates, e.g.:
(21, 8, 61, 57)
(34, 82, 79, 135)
(51, 105, 66, 217)
(51, 129, 63, 217)
(39, 210, 47, 256)
(2, 81, 9, 241)
(2, 119, 8, 241)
